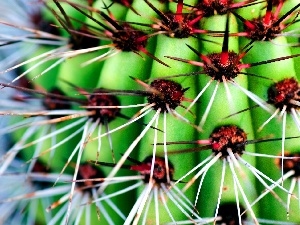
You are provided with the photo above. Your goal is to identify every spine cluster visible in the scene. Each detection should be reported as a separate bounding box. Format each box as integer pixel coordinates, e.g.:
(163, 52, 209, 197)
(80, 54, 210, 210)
(0, 0, 300, 224)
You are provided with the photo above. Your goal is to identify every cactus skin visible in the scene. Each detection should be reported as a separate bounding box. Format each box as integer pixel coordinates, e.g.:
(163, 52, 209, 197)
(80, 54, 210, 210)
(1, 0, 300, 224)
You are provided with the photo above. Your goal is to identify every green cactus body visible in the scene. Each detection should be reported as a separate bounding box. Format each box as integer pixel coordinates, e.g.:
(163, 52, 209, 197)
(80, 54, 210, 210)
(2, 0, 300, 225)
(242, 36, 300, 222)
(193, 14, 258, 221)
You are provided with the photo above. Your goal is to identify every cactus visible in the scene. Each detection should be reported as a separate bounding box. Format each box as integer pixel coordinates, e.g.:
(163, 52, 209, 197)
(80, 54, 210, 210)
(1, 0, 300, 224)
